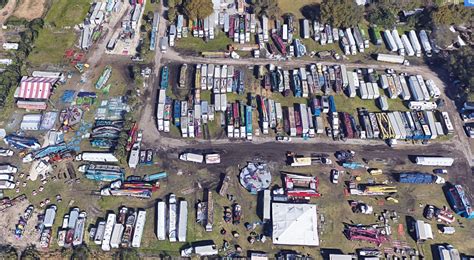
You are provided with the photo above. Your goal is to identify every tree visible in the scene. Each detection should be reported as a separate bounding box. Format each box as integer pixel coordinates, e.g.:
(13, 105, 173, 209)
(320, 0, 364, 28)
(183, 0, 213, 20)
(167, 7, 177, 22)
(367, 4, 397, 29)
(20, 246, 40, 260)
(448, 47, 474, 93)
(250, 0, 280, 19)
(431, 25, 458, 49)
(430, 4, 474, 27)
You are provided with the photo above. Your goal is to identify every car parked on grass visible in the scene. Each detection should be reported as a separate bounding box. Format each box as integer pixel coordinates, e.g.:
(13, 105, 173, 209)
(424, 205, 435, 220)
(433, 168, 448, 174)
(331, 169, 340, 184)
(276, 136, 291, 142)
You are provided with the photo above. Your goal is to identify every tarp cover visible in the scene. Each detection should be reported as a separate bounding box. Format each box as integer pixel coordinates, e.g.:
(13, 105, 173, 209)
(272, 203, 319, 246)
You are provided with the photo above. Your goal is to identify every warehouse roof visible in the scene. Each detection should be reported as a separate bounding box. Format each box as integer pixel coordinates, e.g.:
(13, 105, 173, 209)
(272, 203, 319, 246)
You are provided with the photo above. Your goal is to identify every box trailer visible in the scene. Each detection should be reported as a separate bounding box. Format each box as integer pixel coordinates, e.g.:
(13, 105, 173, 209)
(110, 223, 124, 248)
(399, 75, 411, 100)
(131, 210, 146, 248)
(346, 72, 356, 97)
(287, 106, 296, 137)
(401, 34, 415, 56)
(409, 30, 422, 57)
(416, 156, 454, 167)
(156, 201, 166, 240)
(262, 16, 269, 42)
(177, 200, 188, 242)
(392, 29, 405, 56)
(409, 101, 437, 110)
(345, 28, 356, 55)
(0, 164, 17, 174)
(315, 116, 324, 134)
(419, 30, 432, 57)
(101, 213, 116, 251)
(75, 152, 118, 163)
(377, 53, 405, 64)
(302, 19, 310, 39)
(441, 112, 454, 134)
(179, 153, 204, 163)
(359, 82, 368, 99)
(168, 194, 177, 242)
(263, 189, 271, 221)
(384, 30, 398, 52)
(408, 76, 424, 101)
(300, 104, 309, 136)
(416, 75, 430, 101)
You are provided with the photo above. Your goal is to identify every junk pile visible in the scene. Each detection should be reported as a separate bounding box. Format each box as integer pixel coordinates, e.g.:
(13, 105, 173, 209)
(90, 120, 124, 149)
(344, 225, 389, 246)
(14, 205, 34, 238)
(239, 162, 272, 194)
(59, 106, 83, 131)
(75, 92, 97, 108)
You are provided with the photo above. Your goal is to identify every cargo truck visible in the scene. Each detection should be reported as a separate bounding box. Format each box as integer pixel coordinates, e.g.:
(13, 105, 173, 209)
(75, 152, 118, 163)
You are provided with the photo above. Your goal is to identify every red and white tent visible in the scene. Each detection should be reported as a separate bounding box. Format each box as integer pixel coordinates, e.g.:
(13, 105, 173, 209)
(16, 76, 57, 100)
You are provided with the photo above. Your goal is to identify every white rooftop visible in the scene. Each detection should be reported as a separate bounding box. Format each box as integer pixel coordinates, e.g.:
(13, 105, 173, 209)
(272, 203, 319, 246)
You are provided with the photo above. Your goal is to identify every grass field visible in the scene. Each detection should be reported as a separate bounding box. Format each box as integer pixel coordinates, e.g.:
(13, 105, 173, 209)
(175, 33, 233, 54)
(28, 0, 91, 66)
(277, 0, 321, 19)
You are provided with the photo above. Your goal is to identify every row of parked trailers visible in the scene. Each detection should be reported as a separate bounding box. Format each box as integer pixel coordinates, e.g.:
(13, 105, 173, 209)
(193, 64, 245, 95)
(225, 102, 253, 140)
(96, 209, 146, 251)
(383, 29, 433, 57)
(358, 110, 454, 140)
(155, 195, 188, 242)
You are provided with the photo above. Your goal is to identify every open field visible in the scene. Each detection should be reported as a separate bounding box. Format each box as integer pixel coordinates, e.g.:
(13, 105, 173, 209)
(28, 0, 91, 66)
(12, 0, 47, 20)
(175, 33, 233, 54)
(278, 0, 321, 19)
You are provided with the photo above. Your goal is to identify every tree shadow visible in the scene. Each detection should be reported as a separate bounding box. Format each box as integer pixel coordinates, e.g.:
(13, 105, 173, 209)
(300, 4, 320, 20)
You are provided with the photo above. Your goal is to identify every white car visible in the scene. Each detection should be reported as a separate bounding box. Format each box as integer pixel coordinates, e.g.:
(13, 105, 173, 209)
(322, 158, 332, 164)
(331, 169, 340, 184)
(0, 148, 13, 157)
(276, 136, 291, 142)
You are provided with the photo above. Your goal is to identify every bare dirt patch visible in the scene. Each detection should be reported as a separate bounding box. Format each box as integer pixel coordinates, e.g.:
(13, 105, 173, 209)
(0, 199, 41, 250)
(12, 0, 46, 20)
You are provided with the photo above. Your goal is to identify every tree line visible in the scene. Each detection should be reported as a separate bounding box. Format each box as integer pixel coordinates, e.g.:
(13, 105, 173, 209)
(0, 18, 44, 108)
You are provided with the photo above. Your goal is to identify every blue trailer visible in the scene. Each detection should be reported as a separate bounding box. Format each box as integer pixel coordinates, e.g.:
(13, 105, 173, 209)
(329, 95, 337, 113)
(398, 172, 444, 184)
(311, 98, 321, 116)
(143, 172, 168, 182)
(160, 66, 169, 89)
(446, 185, 474, 219)
(245, 105, 253, 140)
(342, 162, 365, 169)
(173, 100, 181, 127)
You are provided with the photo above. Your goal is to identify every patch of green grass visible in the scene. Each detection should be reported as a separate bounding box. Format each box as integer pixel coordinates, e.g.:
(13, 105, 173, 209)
(270, 92, 308, 107)
(277, 0, 321, 19)
(28, 0, 91, 65)
(43, 0, 91, 28)
(334, 94, 407, 114)
(175, 33, 233, 54)
(28, 28, 77, 66)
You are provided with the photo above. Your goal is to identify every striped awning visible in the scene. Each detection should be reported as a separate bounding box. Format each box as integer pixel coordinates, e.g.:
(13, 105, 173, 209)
(17, 76, 57, 100)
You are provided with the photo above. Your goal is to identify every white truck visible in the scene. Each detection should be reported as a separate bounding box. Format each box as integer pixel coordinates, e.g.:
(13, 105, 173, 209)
(179, 153, 221, 164)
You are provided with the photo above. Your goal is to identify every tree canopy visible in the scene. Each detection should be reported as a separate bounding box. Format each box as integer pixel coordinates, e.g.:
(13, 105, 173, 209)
(367, 5, 397, 29)
(320, 0, 364, 28)
(430, 4, 474, 27)
(183, 0, 214, 20)
(250, 0, 280, 19)
(448, 47, 474, 93)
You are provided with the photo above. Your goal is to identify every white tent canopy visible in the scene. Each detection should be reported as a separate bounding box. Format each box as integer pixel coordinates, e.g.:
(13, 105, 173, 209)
(272, 203, 319, 246)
